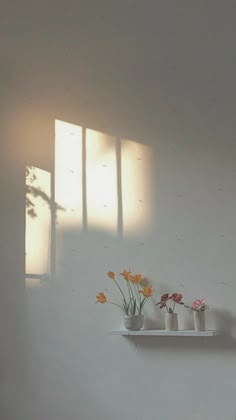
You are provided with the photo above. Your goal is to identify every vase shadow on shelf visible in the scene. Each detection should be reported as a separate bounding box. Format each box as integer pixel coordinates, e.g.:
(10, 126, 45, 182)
(182, 313, 194, 330)
(143, 317, 163, 330)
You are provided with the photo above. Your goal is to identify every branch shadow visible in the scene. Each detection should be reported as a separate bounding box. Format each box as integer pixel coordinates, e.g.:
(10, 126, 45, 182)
(25, 166, 64, 219)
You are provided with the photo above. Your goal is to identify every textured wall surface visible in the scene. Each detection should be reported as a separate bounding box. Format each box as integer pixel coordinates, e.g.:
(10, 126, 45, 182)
(1, 1, 236, 419)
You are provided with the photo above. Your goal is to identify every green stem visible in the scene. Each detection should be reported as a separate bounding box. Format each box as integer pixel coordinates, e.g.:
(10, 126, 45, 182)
(136, 284, 142, 308)
(126, 280, 132, 302)
(107, 301, 124, 310)
(127, 281, 136, 313)
(128, 281, 134, 299)
(113, 278, 127, 306)
(127, 296, 135, 314)
(139, 297, 147, 314)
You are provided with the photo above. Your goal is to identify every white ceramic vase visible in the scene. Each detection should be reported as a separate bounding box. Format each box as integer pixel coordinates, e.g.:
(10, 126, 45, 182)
(193, 310, 205, 331)
(165, 313, 178, 331)
(124, 314, 144, 331)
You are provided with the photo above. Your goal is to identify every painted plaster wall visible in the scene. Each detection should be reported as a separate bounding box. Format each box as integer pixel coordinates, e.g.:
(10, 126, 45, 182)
(1, 1, 236, 419)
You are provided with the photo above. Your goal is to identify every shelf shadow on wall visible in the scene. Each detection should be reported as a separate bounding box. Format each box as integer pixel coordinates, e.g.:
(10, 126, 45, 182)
(125, 333, 236, 353)
(125, 310, 236, 353)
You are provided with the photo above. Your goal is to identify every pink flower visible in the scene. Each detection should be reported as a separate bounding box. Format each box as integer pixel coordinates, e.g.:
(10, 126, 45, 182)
(192, 299, 206, 310)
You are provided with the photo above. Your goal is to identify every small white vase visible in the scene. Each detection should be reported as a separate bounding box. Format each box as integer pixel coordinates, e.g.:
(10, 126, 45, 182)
(193, 310, 205, 331)
(124, 315, 144, 331)
(165, 313, 178, 331)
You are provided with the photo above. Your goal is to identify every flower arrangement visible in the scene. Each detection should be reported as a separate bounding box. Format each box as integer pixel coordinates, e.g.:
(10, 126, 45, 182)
(96, 270, 153, 315)
(185, 299, 207, 312)
(156, 293, 184, 314)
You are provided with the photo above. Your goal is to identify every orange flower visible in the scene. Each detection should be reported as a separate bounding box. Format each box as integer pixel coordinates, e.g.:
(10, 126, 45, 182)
(128, 275, 135, 283)
(96, 292, 107, 303)
(119, 269, 131, 281)
(129, 273, 142, 284)
(139, 286, 153, 298)
(107, 271, 115, 279)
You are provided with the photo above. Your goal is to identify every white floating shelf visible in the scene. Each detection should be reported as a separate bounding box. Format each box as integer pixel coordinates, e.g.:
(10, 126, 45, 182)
(110, 330, 221, 337)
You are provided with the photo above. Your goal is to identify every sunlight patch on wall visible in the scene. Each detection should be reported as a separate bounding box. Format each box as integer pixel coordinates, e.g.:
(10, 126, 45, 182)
(25, 166, 51, 286)
(55, 120, 83, 228)
(86, 129, 117, 234)
(24, 120, 153, 288)
(121, 139, 152, 235)
(54, 121, 152, 236)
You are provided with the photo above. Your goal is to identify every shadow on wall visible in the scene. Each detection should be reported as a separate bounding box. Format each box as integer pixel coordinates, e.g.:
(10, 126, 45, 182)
(124, 333, 236, 353)
(213, 309, 236, 339)
(25, 119, 155, 287)
(118, 299, 236, 352)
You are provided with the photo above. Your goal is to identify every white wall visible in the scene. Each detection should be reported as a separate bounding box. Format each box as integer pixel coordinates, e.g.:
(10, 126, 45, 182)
(1, 1, 236, 419)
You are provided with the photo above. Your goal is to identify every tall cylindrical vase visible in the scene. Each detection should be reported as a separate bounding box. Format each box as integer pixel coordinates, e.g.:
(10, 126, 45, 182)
(193, 310, 205, 331)
(165, 313, 178, 331)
